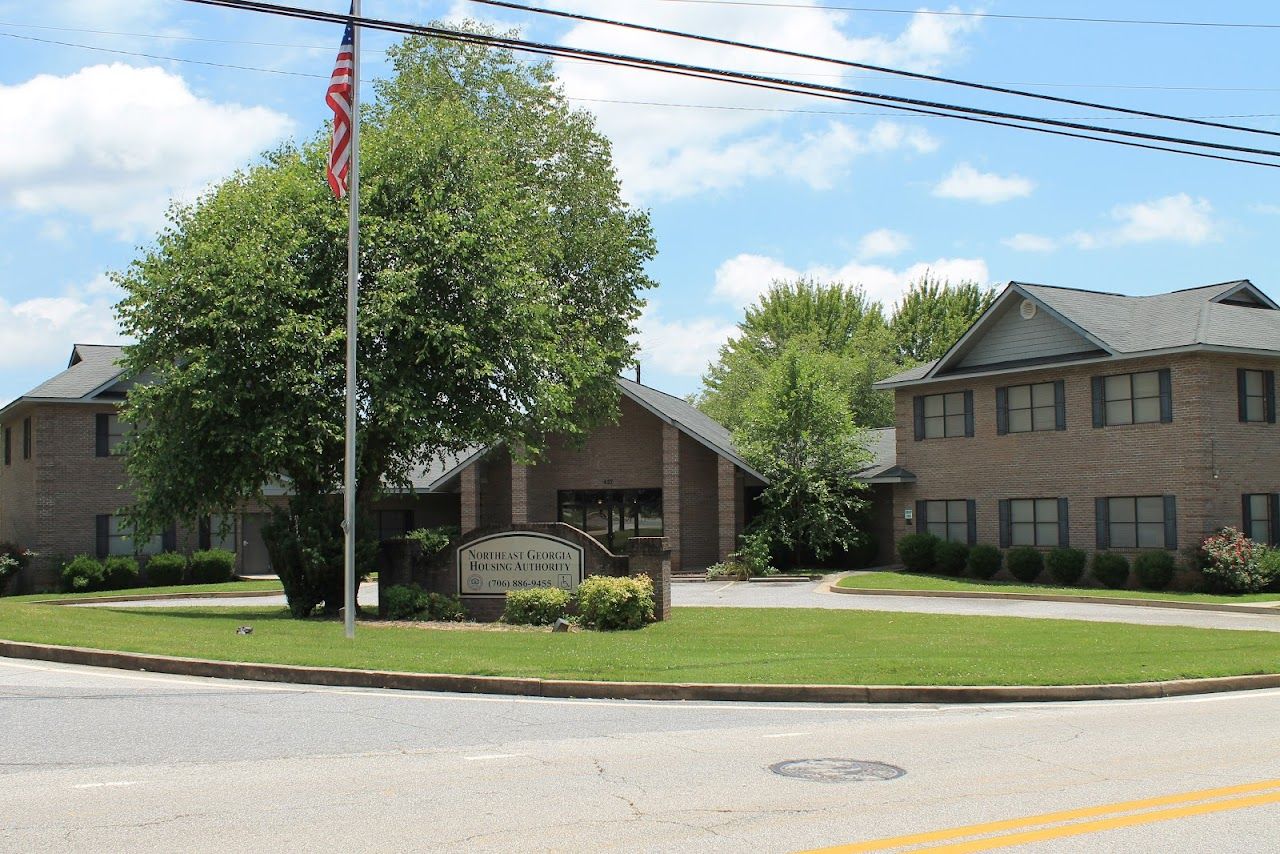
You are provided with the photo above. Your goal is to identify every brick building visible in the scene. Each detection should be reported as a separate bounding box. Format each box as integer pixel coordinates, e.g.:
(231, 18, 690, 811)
(872, 279, 1280, 567)
(0, 346, 764, 591)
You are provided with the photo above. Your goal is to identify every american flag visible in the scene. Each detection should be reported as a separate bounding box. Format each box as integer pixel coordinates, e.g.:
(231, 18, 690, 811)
(325, 7, 355, 199)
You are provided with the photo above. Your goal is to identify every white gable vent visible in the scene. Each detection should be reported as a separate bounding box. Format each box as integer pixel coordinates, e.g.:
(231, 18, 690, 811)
(1019, 299, 1038, 320)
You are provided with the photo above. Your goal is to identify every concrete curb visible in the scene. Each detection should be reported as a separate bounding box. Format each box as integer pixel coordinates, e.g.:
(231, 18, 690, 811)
(39, 589, 285, 606)
(826, 583, 1280, 616)
(3, 639, 1279, 704)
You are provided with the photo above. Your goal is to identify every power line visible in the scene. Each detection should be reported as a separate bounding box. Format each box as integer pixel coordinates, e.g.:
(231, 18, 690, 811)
(466, 0, 1280, 139)
(630, 0, 1280, 30)
(170, 0, 1280, 168)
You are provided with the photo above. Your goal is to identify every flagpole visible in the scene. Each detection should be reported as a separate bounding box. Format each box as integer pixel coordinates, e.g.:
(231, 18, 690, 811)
(342, 0, 361, 641)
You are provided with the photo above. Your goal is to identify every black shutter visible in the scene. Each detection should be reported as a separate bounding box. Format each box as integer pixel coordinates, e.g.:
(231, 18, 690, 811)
(915, 500, 926, 534)
(963, 390, 975, 438)
(3, 427, 9, 465)
(1058, 497, 1070, 547)
(1158, 369, 1173, 423)
(1242, 494, 1254, 540)
(1054, 380, 1067, 431)
(998, 499, 1011, 548)
(162, 526, 177, 553)
(1163, 495, 1178, 550)
(995, 387, 1008, 435)
(1267, 371, 1277, 424)
(966, 499, 977, 545)
(199, 517, 211, 551)
(1271, 494, 1280, 547)
(95, 515, 110, 558)
(1095, 498, 1109, 550)
(1238, 369, 1249, 422)
(913, 396, 925, 441)
(1091, 376, 1105, 428)
(95, 414, 110, 457)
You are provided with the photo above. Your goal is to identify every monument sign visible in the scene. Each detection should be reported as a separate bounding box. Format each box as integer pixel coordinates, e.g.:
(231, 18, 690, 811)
(457, 531, 585, 597)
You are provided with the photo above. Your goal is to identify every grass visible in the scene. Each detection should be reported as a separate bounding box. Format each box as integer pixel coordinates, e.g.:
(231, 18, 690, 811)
(7, 579, 284, 603)
(836, 572, 1280, 604)
(2, 600, 1280, 685)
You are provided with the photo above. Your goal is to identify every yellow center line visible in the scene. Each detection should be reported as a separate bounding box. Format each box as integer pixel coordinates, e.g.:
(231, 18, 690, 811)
(800, 778, 1280, 853)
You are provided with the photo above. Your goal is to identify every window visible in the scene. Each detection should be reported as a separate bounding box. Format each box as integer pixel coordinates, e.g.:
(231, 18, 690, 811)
(2, 427, 9, 466)
(95, 413, 127, 457)
(998, 381, 1064, 434)
(22, 417, 31, 460)
(1243, 494, 1279, 546)
(914, 391, 973, 440)
(1097, 496, 1175, 550)
(199, 515, 238, 552)
(96, 515, 166, 557)
(1092, 370, 1170, 427)
(1001, 498, 1065, 547)
(920, 499, 973, 544)
(557, 489, 662, 551)
(1238, 370, 1275, 423)
(377, 509, 415, 541)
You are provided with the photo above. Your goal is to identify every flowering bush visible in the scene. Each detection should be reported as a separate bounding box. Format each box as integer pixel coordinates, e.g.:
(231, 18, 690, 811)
(1200, 527, 1275, 593)
(0, 542, 33, 593)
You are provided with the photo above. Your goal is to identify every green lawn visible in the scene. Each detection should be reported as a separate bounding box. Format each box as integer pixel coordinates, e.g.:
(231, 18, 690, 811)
(7, 579, 284, 604)
(3, 600, 1280, 685)
(836, 572, 1280, 605)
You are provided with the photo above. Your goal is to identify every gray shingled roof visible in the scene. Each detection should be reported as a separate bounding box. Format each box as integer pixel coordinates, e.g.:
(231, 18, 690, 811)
(853, 426, 915, 482)
(23, 344, 125, 400)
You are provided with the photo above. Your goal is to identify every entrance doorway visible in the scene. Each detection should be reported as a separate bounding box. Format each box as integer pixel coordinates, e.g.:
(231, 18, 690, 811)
(240, 513, 274, 575)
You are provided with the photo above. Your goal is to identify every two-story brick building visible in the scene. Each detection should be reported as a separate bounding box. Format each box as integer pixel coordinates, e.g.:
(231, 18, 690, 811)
(872, 279, 1280, 565)
(0, 345, 765, 592)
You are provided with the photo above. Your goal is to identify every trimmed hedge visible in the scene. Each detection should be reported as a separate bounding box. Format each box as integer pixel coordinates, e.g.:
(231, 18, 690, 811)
(382, 584, 466, 621)
(898, 533, 939, 573)
(503, 588, 573, 626)
(966, 544, 1002, 579)
(1091, 551, 1130, 589)
(934, 541, 969, 577)
(1046, 548, 1087, 586)
(188, 549, 235, 584)
(576, 575, 654, 631)
(62, 555, 105, 592)
(1006, 547, 1044, 583)
(145, 552, 186, 587)
(102, 556, 140, 590)
(1134, 550, 1176, 591)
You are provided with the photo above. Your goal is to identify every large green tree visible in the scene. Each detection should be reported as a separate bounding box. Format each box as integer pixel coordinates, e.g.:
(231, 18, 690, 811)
(697, 279, 900, 430)
(114, 29, 655, 616)
(734, 343, 870, 565)
(889, 275, 996, 363)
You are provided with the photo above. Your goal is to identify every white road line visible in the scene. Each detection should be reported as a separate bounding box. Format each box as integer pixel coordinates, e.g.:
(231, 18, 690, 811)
(72, 781, 141, 789)
(464, 753, 524, 761)
(713, 581, 738, 593)
(761, 732, 811, 738)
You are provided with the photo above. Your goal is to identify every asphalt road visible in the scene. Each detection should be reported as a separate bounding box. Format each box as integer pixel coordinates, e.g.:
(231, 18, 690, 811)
(3, 657, 1279, 852)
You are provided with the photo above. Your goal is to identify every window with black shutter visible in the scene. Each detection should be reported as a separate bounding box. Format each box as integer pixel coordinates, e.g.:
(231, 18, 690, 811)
(1238, 370, 1276, 423)
(1102, 495, 1176, 549)
(1243, 494, 1280, 546)
(998, 382, 1062, 434)
(923, 499, 972, 544)
(1007, 498, 1064, 547)
(918, 392, 972, 439)
(1092, 369, 1172, 426)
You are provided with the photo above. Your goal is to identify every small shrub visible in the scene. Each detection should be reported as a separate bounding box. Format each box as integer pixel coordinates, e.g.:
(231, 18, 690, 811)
(188, 549, 235, 584)
(503, 588, 572, 626)
(897, 533, 939, 573)
(966, 544, 1002, 579)
(1046, 547, 1087, 586)
(737, 529, 778, 576)
(934, 541, 969, 577)
(576, 574, 654, 631)
(1133, 550, 1176, 590)
(426, 592, 466, 622)
(405, 527, 457, 558)
(1200, 527, 1275, 593)
(706, 561, 748, 581)
(101, 556, 140, 590)
(145, 552, 186, 586)
(62, 555, 105, 592)
(0, 541, 31, 592)
(1006, 547, 1044, 583)
(1091, 551, 1130, 589)
(383, 584, 466, 621)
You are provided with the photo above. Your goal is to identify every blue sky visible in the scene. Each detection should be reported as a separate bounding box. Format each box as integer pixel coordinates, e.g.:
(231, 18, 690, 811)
(4, 1, 1280, 405)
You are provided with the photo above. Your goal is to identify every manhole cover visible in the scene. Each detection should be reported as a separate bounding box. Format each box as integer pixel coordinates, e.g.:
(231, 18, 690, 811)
(769, 759, 905, 783)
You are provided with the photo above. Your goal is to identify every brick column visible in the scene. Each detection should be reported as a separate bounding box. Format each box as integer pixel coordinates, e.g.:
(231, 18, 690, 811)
(511, 457, 529, 524)
(662, 423, 682, 573)
(460, 463, 481, 536)
(628, 537, 671, 621)
(717, 456, 738, 562)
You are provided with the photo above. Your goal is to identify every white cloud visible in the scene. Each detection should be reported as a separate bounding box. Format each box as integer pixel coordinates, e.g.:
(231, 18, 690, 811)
(552, 3, 972, 201)
(634, 304, 738, 378)
(712, 252, 990, 310)
(1069, 194, 1220, 249)
(0, 64, 294, 237)
(0, 290, 126, 376)
(933, 163, 1034, 204)
(856, 228, 911, 259)
(1251, 202, 1280, 215)
(1002, 233, 1058, 253)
